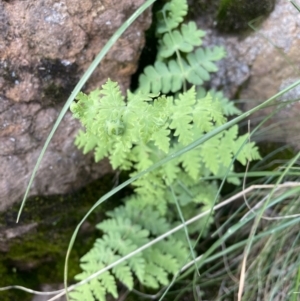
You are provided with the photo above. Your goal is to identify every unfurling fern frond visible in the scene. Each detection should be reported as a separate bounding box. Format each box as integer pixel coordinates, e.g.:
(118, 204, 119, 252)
(70, 200, 190, 301)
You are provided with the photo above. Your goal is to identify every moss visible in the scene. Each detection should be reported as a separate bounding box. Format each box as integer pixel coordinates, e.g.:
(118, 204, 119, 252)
(43, 83, 68, 104)
(0, 174, 123, 301)
(191, 0, 275, 33)
(216, 0, 275, 32)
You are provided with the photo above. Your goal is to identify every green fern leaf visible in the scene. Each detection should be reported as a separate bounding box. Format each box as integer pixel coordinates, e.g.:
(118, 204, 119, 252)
(192, 183, 217, 208)
(127, 254, 146, 283)
(151, 125, 170, 153)
(193, 93, 226, 133)
(234, 134, 261, 165)
(143, 262, 169, 287)
(142, 269, 160, 289)
(71, 269, 117, 301)
(169, 182, 192, 206)
(169, 87, 196, 145)
(182, 57, 209, 86)
(162, 159, 181, 185)
(168, 60, 184, 92)
(91, 281, 106, 301)
(100, 272, 118, 298)
(183, 47, 225, 85)
(138, 60, 182, 94)
(136, 208, 171, 236)
(129, 144, 153, 171)
(156, 238, 189, 264)
(70, 281, 96, 301)
(112, 263, 134, 290)
(74, 130, 97, 155)
(217, 125, 238, 167)
(110, 142, 132, 170)
(209, 90, 241, 116)
(199, 134, 221, 175)
(193, 47, 226, 68)
(158, 21, 205, 58)
(70, 90, 101, 128)
(94, 144, 109, 162)
(156, 0, 188, 34)
(109, 199, 171, 235)
(181, 21, 205, 46)
(98, 79, 125, 109)
(138, 63, 165, 94)
(179, 148, 201, 180)
(145, 247, 179, 274)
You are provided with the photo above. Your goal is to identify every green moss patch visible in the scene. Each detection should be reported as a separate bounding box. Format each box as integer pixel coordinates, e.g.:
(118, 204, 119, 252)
(0, 174, 120, 301)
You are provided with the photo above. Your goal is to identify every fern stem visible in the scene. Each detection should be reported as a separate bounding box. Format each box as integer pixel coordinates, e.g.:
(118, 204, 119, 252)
(162, 10, 187, 92)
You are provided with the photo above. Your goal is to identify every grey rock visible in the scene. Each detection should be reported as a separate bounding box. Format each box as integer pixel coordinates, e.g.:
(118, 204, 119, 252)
(194, 0, 300, 148)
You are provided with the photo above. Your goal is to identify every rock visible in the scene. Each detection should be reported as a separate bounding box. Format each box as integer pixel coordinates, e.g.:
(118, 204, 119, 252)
(0, 0, 152, 212)
(193, 0, 300, 149)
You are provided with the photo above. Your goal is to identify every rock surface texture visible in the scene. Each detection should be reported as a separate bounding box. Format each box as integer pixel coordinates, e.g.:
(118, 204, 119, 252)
(0, 0, 151, 211)
(194, 0, 300, 148)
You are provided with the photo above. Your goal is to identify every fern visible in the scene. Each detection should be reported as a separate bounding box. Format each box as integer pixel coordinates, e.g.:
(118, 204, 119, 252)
(71, 82, 260, 299)
(158, 21, 205, 58)
(70, 0, 261, 300)
(71, 78, 260, 212)
(70, 200, 190, 301)
(138, 0, 226, 94)
(138, 48, 226, 94)
(156, 0, 188, 34)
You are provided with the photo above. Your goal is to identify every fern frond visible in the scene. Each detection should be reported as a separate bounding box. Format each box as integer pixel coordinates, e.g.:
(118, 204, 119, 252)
(197, 126, 261, 177)
(217, 125, 238, 167)
(209, 90, 242, 116)
(69, 1, 262, 300)
(112, 265, 133, 291)
(74, 130, 98, 155)
(193, 92, 226, 133)
(200, 133, 225, 175)
(179, 148, 201, 180)
(139, 45, 225, 94)
(72, 202, 190, 301)
(143, 262, 169, 288)
(151, 125, 170, 153)
(129, 143, 153, 171)
(184, 47, 225, 85)
(70, 269, 117, 301)
(138, 60, 182, 94)
(234, 134, 261, 165)
(161, 159, 181, 185)
(156, 0, 188, 34)
(158, 21, 205, 58)
(156, 238, 189, 264)
(169, 87, 196, 145)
